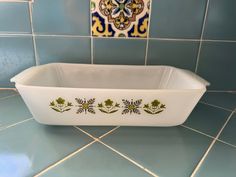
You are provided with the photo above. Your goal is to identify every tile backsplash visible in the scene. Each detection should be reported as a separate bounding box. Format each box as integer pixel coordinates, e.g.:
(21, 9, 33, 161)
(0, 0, 235, 91)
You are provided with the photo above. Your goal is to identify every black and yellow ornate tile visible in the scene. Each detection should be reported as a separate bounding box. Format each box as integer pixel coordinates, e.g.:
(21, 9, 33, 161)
(91, 0, 150, 38)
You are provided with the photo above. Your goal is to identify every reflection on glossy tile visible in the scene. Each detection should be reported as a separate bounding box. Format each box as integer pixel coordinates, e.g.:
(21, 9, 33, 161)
(194, 141, 236, 177)
(150, 0, 206, 38)
(32, 0, 90, 35)
(41, 142, 151, 177)
(201, 92, 236, 111)
(0, 90, 18, 99)
(147, 40, 199, 71)
(91, 0, 150, 38)
(103, 126, 211, 177)
(184, 103, 230, 137)
(94, 38, 146, 65)
(78, 126, 116, 138)
(219, 114, 236, 145)
(0, 36, 35, 87)
(36, 36, 91, 64)
(0, 120, 92, 177)
(0, 95, 32, 129)
(197, 42, 236, 90)
(0, 2, 30, 33)
(203, 0, 236, 40)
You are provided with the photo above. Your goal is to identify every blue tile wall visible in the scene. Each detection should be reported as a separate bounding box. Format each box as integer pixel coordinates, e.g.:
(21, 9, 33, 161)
(0, 0, 235, 91)
(36, 36, 91, 64)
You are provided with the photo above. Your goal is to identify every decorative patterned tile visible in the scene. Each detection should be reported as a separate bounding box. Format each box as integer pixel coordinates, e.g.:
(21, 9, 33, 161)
(91, 0, 150, 37)
(0, 120, 93, 177)
(0, 2, 31, 33)
(0, 95, 32, 130)
(78, 126, 116, 138)
(147, 40, 199, 71)
(219, 113, 236, 146)
(40, 142, 152, 177)
(0, 36, 35, 88)
(194, 141, 236, 177)
(35, 36, 91, 64)
(94, 38, 146, 64)
(102, 126, 212, 177)
(184, 103, 231, 137)
(201, 92, 236, 111)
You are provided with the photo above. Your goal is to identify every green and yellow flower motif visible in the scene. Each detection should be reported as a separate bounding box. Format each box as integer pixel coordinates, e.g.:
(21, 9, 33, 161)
(49, 97, 73, 113)
(75, 98, 96, 114)
(143, 99, 166, 115)
(122, 99, 142, 114)
(97, 99, 120, 114)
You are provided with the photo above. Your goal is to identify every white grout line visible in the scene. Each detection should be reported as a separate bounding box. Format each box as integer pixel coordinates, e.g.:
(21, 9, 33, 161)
(35, 34, 91, 38)
(180, 125, 215, 139)
(0, 0, 30, 2)
(90, 0, 94, 64)
(144, 0, 153, 65)
(34, 140, 97, 177)
(148, 37, 200, 42)
(203, 39, 236, 43)
(0, 32, 236, 43)
(190, 110, 235, 177)
(207, 90, 236, 93)
(98, 141, 159, 177)
(194, 0, 210, 73)
(0, 118, 33, 132)
(28, 1, 39, 65)
(0, 88, 17, 91)
(199, 101, 233, 112)
(216, 139, 236, 149)
(75, 126, 120, 139)
(0, 93, 19, 100)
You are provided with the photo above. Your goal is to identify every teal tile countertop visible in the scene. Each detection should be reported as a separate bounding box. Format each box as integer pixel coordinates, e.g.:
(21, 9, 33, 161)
(0, 90, 235, 177)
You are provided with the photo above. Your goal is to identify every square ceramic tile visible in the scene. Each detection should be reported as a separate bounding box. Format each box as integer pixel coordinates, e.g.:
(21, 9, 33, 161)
(197, 42, 236, 90)
(0, 120, 93, 177)
(203, 0, 236, 40)
(91, 0, 150, 37)
(0, 95, 32, 129)
(94, 38, 146, 64)
(184, 103, 231, 137)
(0, 36, 35, 87)
(33, 0, 90, 35)
(40, 142, 152, 177)
(201, 92, 236, 111)
(0, 2, 31, 33)
(219, 114, 236, 146)
(194, 141, 236, 177)
(147, 40, 199, 71)
(149, 0, 206, 38)
(35, 36, 91, 64)
(102, 126, 212, 177)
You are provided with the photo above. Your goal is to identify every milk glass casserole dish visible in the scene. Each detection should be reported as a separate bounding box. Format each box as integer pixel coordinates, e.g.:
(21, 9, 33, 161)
(11, 63, 209, 126)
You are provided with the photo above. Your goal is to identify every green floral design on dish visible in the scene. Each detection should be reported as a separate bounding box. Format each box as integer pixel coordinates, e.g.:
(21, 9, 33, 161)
(98, 99, 120, 114)
(50, 97, 73, 113)
(122, 99, 142, 115)
(75, 98, 96, 114)
(143, 99, 166, 114)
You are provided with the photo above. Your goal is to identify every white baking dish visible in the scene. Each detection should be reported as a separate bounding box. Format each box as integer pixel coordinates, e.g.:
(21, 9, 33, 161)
(11, 63, 209, 126)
